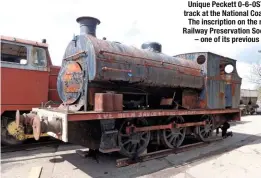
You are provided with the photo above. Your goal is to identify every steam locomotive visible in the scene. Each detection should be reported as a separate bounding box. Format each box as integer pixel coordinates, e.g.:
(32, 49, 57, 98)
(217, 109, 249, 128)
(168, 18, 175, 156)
(16, 16, 242, 158)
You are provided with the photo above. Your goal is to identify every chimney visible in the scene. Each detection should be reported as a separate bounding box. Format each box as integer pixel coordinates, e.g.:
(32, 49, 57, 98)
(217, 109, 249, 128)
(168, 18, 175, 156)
(76, 16, 101, 37)
(141, 42, 162, 53)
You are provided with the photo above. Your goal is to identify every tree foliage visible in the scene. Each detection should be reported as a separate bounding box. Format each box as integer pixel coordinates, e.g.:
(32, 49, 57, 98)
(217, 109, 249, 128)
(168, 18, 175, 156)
(249, 60, 261, 85)
(250, 57, 261, 98)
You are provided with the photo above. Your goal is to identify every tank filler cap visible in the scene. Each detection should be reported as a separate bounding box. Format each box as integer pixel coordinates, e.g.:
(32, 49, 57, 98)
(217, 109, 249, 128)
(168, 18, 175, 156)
(141, 42, 162, 53)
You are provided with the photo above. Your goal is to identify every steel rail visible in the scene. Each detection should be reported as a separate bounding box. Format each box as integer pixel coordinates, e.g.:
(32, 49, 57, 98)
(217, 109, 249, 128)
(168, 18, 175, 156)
(116, 137, 223, 167)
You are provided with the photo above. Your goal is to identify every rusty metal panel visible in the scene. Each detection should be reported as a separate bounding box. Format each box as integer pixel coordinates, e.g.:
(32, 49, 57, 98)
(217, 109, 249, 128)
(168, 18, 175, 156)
(219, 81, 225, 107)
(61, 35, 242, 111)
(94, 93, 114, 112)
(233, 84, 241, 107)
(59, 36, 207, 111)
(207, 54, 225, 109)
(225, 84, 232, 107)
(207, 53, 220, 77)
(160, 98, 173, 106)
(57, 61, 84, 104)
(94, 93, 123, 111)
(60, 35, 216, 113)
(173, 52, 208, 75)
(86, 36, 205, 89)
(207, 79, 227, 109)
(113, 94, 123, 111)
(88, 87, 103, 106)
(66, 108, 241, 121)
(174, 52, 242, 109)
(182, 90, 199, 109)
(207, 54, 220, 109)
(203, 52, 242, 109)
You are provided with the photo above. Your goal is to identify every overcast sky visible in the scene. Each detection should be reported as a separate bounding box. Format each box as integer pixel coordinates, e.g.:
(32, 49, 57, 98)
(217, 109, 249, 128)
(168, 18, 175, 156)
(1, 0, 260, 89)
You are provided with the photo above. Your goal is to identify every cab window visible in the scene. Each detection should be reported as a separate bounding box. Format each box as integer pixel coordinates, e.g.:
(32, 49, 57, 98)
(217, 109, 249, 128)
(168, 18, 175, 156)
(32, 47, 47, 67)
(1, 42, 27, 64)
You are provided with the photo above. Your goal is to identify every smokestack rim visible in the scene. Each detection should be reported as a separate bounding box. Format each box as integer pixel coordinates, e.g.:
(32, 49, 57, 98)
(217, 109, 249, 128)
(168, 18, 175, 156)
(76, 16, 101, 25)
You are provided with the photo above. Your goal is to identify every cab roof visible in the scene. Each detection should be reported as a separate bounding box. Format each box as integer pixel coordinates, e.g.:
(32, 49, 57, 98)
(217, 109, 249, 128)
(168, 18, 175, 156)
(0, 35, 48, 48)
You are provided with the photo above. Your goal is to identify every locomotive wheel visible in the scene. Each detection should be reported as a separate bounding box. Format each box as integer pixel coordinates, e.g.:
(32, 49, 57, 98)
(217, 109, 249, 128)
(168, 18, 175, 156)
(196, 115, 214, 142)
(118, 118, 150, 158)
(161, 116, 186, 149)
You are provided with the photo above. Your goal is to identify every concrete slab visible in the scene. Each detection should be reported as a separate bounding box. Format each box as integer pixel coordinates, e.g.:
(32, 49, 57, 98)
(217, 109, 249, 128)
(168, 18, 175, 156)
(28, 166, 43, 178)
(1, 115, 261, 178)
(166, 138, 261, 178)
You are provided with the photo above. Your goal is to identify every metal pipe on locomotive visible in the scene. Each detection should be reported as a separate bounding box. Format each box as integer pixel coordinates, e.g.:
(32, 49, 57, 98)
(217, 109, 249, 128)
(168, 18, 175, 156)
(16, 16, 242, 158)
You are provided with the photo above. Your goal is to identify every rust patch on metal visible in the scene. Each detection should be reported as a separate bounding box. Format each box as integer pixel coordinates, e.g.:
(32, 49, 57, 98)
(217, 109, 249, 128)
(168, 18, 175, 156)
(160, 98, 173, 106)
(88, 87, 103, 106)
(219, 92, 225, 98)
(231, 83, 236, 96)
(199, 100, 207, 108)
(125, 121, 206, 133)
(63, 63, 81, 81)
(126, 124, 172, 134)
(207, 76, 241, 84)
(63, 51, 87, 61)
(67, 108, 241, 121)
(102, 67, 132, 73)
(99, 50, 202, 76)
(94, 93, 114, 112)
(182, 90, 199, 109)
(100, 58, 202, 77)
(176, 121, 206, 128)
(94, 93, 123, 112)
(61, 62, 83, 104)
(65, 84, 81, 93)
(113, 94, 123, 111)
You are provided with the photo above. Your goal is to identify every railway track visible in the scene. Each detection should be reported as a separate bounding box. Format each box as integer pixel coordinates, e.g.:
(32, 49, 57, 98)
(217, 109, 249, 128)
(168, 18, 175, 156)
(116, 136, 224, 167)
(1, 139, 64, 153)
(75, 135, 226, 167)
